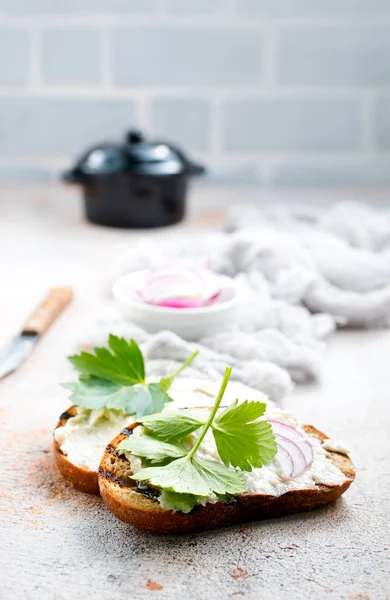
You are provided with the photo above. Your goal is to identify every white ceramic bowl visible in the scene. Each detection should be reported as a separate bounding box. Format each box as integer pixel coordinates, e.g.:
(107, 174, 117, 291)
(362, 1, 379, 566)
(113, 270, 238, 340)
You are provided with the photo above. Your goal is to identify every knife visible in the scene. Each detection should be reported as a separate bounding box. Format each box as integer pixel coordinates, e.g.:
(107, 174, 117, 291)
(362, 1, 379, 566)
(0, 287, 73, 379)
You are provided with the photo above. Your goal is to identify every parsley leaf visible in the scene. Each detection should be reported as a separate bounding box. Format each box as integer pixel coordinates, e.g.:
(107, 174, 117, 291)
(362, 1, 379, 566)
(62, 379, 171, 418)
(62, 377, 137, 411)
(69, 335, 145, 386)
(191, 457, 246, 495)
(158, 490, 237, 514)
(138, 410, 205, 441)
(134, 456, 208, 495)
(212, 399, 277, 471)
(158, 491, 200, 514)
(118, 435, 186, 464)
(120, 382, 172, 418)
(129, 367, 278, 505)
(63, 336, 198, 418)
(134, 455, 245, 497)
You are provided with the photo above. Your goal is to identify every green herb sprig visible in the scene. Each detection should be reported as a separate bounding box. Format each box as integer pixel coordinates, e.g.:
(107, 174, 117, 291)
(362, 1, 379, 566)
(62, 334, 198, 418)
(118, 367, 277, 510)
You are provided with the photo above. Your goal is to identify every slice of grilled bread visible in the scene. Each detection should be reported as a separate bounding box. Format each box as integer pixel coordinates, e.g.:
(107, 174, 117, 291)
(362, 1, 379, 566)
(53, 406, 100, 495)
(98, 424, 355, 534)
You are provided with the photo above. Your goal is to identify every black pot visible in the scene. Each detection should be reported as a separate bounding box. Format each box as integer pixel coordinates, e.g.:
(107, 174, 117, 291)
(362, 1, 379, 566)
(62, 129, 205, 228)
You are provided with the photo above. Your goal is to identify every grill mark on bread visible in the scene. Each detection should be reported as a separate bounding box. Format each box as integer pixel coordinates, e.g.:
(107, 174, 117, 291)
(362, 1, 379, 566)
(98, 468, 127, 488)
(105, 444, 117, 456)
(98, 467, 115, 480)
(121, 427, 134, 437)
(136, 483, 161, 501)
(59, 410, 73, 421)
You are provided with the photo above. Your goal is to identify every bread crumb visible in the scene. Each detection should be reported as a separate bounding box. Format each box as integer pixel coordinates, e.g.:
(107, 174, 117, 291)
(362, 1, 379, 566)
(229, 568, 249, 580)
(146, 580, 164, 591)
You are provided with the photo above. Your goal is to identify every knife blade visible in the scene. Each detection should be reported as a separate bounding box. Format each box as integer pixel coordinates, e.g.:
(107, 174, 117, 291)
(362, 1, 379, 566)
(0, 287, 73, 379)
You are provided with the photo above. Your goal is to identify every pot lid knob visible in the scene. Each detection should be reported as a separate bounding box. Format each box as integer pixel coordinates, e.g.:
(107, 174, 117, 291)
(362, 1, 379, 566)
(126, 129, 144, 144)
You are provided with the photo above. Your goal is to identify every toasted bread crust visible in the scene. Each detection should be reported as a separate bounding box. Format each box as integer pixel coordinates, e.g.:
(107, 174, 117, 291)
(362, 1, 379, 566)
(98, 424, 355, 534)
(53, 405, 100, 496)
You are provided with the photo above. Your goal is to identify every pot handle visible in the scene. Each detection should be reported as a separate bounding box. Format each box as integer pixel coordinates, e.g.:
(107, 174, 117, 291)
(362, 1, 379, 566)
(61, 169, 84, 184)
(187, 162, 206, 176)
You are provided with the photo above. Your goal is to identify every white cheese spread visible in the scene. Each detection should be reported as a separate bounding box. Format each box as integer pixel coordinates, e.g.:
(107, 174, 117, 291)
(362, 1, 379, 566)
(322, 439, 350, 455)
(55, 378, 266, 472)
(167, 377, 272, 410)
(128, 406, 349, 503)
(54, 407, 131, 471)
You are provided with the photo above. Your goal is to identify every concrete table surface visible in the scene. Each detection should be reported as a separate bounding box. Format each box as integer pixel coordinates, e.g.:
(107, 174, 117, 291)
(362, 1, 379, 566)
(0, 185, 389, 600)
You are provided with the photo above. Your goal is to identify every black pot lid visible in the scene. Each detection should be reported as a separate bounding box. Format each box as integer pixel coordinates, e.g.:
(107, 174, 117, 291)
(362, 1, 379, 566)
(70, 129, 205, 178)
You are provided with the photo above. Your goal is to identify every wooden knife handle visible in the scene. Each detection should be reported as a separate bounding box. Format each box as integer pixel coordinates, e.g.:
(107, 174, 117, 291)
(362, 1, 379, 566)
(22, 287, 73, 336)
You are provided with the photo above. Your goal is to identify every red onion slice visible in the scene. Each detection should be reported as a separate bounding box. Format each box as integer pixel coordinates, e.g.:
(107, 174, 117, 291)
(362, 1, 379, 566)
(268, 419, 313, 466)
(157, 298, 203, 308)
(275, 434, 307, 478)
(268, 419, 305, 442)
(141, 266, 221, 309)
(296, 440, 313, 466)
(275, 445, 294, 478)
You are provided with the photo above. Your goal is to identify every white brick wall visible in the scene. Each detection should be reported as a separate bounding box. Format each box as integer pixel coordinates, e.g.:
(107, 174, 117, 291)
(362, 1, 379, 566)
(0, 0, 389, 187)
